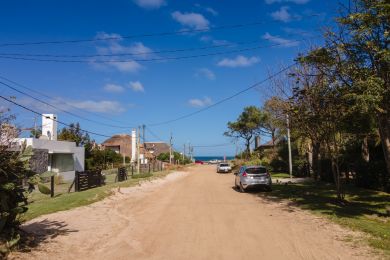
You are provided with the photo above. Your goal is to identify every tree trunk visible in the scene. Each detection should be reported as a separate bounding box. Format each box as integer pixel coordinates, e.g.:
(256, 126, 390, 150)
(245, 139, 251, 159)
(377, 113, 390, 189)
(312, 141, 321, 180)
(307, 141, 313, 177)
(331, 156, 344, 201)
(361, 136, 369, 163)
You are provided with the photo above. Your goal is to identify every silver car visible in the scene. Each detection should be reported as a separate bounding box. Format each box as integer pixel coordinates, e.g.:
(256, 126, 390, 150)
(234, 166, 272, 192)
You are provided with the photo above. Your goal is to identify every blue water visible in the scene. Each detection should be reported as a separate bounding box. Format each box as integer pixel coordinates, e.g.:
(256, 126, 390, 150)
(194, 156, 235, 162)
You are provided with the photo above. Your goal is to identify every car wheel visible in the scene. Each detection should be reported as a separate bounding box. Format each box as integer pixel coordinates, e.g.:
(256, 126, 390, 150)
(239, 182, 246, 193)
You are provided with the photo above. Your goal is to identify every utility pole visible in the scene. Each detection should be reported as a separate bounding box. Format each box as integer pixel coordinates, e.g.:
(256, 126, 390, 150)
(142, 124, 145, 143)
(169, 132, 173, 164)
(286, 114, 293, 180)
(183, 144, 186, 164)
(137, 126, 141, 174)
(33, 116, 37, 138)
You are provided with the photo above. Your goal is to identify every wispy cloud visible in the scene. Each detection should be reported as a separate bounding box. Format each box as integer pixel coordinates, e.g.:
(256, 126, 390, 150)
(195, 68, 216, 80)
(262, 32, 299, 47)
(133, 0, 166, 9)
(129, 81, 144, 92)
(217, 55, 260, 68)
(92, 32, 155, 73)
(103, 83, 125, 93)
(200, 35, 230, 46)
(265, 0, 309, 4)
(271, 6, 294, 22)
(188, 97, 212, 107)
(68, 100, 126, 114)
(171, 11, 210, 30)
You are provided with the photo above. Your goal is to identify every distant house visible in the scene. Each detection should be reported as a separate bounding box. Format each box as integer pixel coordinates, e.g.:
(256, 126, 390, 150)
(12, 114, 84, 181)
(144, 142, 170, 157)
(101, 134, 133, 158)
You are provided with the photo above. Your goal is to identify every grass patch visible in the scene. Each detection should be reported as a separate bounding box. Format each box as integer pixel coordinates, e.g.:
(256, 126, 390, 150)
(21, 169, 174, 222)
(271, 172, 291, 178)
(260, 181, 390, 255)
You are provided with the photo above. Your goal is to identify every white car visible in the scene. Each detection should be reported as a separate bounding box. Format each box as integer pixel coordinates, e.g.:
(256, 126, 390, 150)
(217, 163, 232, 173)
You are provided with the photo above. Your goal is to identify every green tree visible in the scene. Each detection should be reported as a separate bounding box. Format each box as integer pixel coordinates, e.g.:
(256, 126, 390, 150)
(58, 122, 90, 146)
(304, 0, 390, 187)
(224, 106, 265, 157)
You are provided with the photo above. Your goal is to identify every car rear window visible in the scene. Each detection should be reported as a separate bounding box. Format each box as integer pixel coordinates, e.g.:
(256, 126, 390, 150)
(219, 164, 229, 167)
(245, 167, 267, 174)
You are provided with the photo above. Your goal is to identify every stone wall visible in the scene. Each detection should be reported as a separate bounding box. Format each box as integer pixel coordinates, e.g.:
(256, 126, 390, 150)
(30, 148, 49, 174)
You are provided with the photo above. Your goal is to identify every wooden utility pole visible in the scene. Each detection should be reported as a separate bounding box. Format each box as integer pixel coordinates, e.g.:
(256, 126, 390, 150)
(286, 114, 293, 180)
(137, 126, 141, 174)
(169, 132, 173, 164)
(183, 144, 186, 164)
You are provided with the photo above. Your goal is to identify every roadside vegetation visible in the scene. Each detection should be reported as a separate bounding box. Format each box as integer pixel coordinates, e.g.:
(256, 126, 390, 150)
(260, 182, 390, 255)
(226, 0, 390, 255)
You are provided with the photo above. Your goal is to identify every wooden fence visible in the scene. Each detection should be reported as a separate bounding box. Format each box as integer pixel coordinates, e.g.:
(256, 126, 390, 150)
(75, 170, 102, 192)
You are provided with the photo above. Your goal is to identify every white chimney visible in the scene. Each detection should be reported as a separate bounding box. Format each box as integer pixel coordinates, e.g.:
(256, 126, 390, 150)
(131, 129, 136, 163)
(42, 114, 57, 141)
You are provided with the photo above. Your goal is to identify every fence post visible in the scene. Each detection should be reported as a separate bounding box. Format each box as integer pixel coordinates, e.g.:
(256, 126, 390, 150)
(75, 171, 79, 192)
(50, 175, 54, 197)
(132, 165, 134, 176)
(149, 164, 151, 173)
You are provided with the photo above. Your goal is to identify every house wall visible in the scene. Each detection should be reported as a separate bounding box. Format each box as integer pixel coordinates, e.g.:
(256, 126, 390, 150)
(30, 149, 49, 174)
(14, 138, 85, 181)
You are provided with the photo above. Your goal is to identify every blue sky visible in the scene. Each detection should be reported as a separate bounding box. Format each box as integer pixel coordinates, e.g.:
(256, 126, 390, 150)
(0, 0, 342, 156)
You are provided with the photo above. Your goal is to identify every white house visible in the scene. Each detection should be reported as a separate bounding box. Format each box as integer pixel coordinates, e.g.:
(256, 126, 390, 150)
(13, 114, 84, 181)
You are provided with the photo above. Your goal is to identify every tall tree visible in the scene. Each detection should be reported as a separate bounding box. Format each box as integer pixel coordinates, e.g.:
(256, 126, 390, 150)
(58, 122, 90, 146)
(305, 0, 390, 185)
(224, 106, 264, 156)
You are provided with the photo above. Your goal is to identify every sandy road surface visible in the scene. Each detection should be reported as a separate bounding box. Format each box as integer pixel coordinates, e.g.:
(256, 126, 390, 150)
(11, 165, 371, 260)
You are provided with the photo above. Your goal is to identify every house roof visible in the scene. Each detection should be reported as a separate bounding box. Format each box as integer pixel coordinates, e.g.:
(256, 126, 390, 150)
(102, 134, 132, 146)
(144, 142, 170, 156)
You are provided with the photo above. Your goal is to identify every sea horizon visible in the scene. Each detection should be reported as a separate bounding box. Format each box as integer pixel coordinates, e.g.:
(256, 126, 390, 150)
(194, 156, 235, 161)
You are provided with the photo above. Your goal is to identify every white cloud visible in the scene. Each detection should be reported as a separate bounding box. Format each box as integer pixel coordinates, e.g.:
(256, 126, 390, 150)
(188, 97, 212, 107)
(67, 100, 125, 114)
(205, 7, 218, 16)
(103, 83, 125, 93)
(92, 32, 155, 73)
(200, 35, 230, 46)
(133, 0, 166, 9)
(262, 32, 299, 47)
(217, 55, 260, 68)
(265, 0, 309, 4)
(107, 61, 143, 73)
(271, 6, 292, 22)
(171, 11, 210, 30)
(129, 81, 144, 92)
(196, 68, 216, 80)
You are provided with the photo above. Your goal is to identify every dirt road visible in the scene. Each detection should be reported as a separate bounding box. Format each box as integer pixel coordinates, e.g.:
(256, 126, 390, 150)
(12, 165, 371, 260)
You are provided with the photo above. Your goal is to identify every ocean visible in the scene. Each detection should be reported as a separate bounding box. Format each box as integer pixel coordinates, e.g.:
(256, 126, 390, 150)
(194, 156, 235, 162)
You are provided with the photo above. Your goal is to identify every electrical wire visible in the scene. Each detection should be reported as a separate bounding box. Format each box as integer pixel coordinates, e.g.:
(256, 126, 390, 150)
(146, 62, 296, 127)
(0, 15, 320, 47)
(0, 31, 316, 58)
(0, 80, 137, 129)
(0, 37, 320, 63)
(0, 75, 138, 128)
(0, 95, 112, 138)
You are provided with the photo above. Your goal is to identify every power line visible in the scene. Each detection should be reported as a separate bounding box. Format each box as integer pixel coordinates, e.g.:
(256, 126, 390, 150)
(192, 143, 234, 148)
(0, 75, 137, 128)
(146, 63, 296, 127)
(0, 80, 136, 129)
(0, 37, 320, 63)
(0, 95, 112, 138)
(0, 31, 316, 58)
(0, 16, 320, 47)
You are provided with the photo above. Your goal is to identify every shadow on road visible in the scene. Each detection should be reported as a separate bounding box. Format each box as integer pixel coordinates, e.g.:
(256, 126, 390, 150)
(18, 219, 78, 252)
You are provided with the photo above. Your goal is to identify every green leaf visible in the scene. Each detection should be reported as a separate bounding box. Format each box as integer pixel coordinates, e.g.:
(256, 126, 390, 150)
(38, 183, 51, 195)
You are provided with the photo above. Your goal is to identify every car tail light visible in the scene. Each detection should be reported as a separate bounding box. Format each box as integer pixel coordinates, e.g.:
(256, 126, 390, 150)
(242, 171, 247, 177)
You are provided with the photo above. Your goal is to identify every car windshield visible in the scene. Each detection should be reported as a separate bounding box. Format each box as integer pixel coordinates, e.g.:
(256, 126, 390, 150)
(219, 164, 229, 167)
(245, 167, 267, 174)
